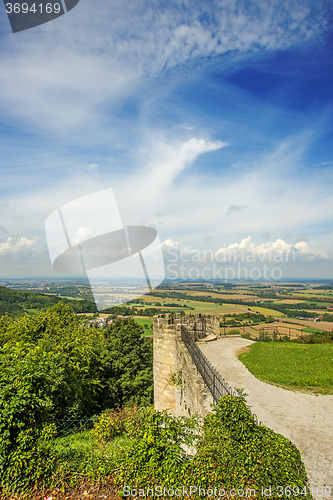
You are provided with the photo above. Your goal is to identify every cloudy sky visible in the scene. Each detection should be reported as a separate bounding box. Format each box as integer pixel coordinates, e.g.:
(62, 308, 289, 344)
(0, 0, 332, 280)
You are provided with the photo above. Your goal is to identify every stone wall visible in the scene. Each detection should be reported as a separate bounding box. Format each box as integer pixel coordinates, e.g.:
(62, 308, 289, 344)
(153, 315, 178, 412)
(153, 313, 219, 417)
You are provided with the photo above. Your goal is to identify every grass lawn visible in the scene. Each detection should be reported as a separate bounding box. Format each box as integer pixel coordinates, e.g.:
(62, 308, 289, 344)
(238, 342, 333, 394)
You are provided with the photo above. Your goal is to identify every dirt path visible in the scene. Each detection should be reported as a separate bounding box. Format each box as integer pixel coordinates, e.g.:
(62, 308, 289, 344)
(199, 337, 333, 498)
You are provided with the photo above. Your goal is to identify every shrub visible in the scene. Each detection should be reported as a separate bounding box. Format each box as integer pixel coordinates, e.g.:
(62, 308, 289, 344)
(93, 405, 152, 442)
(190, 397, 311, 498)
(96, 398, 311, 499)
(111, 409, 200, 488)
(241, 332, 253, 340)
(0, 342, 60, 494)
(228, 329, 241, 335)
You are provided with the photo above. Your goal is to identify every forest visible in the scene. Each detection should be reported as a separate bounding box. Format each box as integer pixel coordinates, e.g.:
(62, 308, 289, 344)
(0, 285, 97, 317)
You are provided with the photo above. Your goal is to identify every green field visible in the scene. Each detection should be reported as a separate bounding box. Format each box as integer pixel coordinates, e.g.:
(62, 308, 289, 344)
(134, 317, 153, 336)
(182, 300, 246, 315)
(249, 306, 284, 317)
(238, 343, 333, 394)
(302, 326, 326, 334)
(140, 297, 250, 316)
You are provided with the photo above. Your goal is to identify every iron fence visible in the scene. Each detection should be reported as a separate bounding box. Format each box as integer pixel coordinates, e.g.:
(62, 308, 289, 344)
(181, 326, 262, 425)
(54, 414, 98, 438)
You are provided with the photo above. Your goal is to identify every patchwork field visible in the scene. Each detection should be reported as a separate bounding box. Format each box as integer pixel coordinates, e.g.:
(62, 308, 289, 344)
(78, 282, 333, 338)
(291, 291, 333, 300)
(186, 301, 251, 315)
(277, 299, 306, 304)
(221, 320, 328, 340)
(181, 290, 266, 301)
(282, 318, 333, 332)
(137, 295, 251, 316)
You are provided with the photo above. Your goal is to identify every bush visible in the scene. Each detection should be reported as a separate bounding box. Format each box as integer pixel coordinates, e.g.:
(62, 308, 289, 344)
(93, 405, 152, 442)
(8, 398, 310, 498)
(187, 397, 311, 497)
(91, 397, 311, 499)
(228, 329, 241, 335)
(241, 332, 253, 340)
(0, 342, 60, 494)
(0, 306, 154, 496)
(110, 409, 200, 488)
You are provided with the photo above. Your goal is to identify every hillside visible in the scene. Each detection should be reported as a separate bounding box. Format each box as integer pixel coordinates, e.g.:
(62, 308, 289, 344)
(0, 285, 97, 317)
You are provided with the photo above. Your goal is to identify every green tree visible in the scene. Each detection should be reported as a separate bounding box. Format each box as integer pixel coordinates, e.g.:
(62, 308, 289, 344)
(100, 317, 153, 408)
(0, 341, 60, 491)
(0, 303, 106, 416)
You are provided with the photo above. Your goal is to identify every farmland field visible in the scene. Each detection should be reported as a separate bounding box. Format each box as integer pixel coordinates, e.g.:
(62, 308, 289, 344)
(276, 299, 306, 304)
(181, 290, 267, 301)
(283, 318, 333, 332)
(249, 306, 284, 317)
(184, 301, 250, 315)
(238, 342, 333, 394)
(138, 295, 251, 315)
(291, 291, 333, 300)
(233, 323, 304, 339)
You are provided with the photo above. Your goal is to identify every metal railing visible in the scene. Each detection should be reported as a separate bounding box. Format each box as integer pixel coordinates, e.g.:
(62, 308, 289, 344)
(55, 414, 98, 438)
(181, 326, 262, 425)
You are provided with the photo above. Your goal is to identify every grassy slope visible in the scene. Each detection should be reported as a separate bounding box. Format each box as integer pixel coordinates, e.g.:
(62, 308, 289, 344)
(239, 342, 333, 394)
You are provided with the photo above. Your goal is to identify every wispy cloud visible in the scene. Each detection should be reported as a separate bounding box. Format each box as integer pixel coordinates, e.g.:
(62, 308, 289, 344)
(226, 205, 249, 216)
(0, 0, 332, 278)
(143, 137, 227, 190)
(0, 0, 329, 135)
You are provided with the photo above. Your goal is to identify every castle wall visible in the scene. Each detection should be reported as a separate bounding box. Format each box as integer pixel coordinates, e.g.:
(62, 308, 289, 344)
(175, 339, 214, 418)
(153, 313, 218, 417)
(153, 315, 178, 413)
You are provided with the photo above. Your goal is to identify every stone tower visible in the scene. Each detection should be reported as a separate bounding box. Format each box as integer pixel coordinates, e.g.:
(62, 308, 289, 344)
(153, 314, 178, 413)
(153, 313, 220, 416)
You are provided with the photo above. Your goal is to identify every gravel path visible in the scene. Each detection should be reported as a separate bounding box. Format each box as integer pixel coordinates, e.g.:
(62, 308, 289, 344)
(199, 337, 333, 498)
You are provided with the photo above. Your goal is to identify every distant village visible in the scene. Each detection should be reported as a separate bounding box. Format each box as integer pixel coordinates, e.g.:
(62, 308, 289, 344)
(86, 315, 127, 327)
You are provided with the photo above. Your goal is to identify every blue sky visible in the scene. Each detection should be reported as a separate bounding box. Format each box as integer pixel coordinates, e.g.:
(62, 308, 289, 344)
(0, 0, 332, 279)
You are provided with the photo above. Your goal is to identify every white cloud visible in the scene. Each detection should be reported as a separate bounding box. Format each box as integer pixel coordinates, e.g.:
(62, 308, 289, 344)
(71, 227, 98, 246)
(2, 131, 332, 254)
(161, 236, 333, 280)
(163, 236, 332, 264)
(0, 1, 331, 278)
(143, 137, 226, 190)
(0, 235, 39, 256)
(0, 0, 328, 134)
